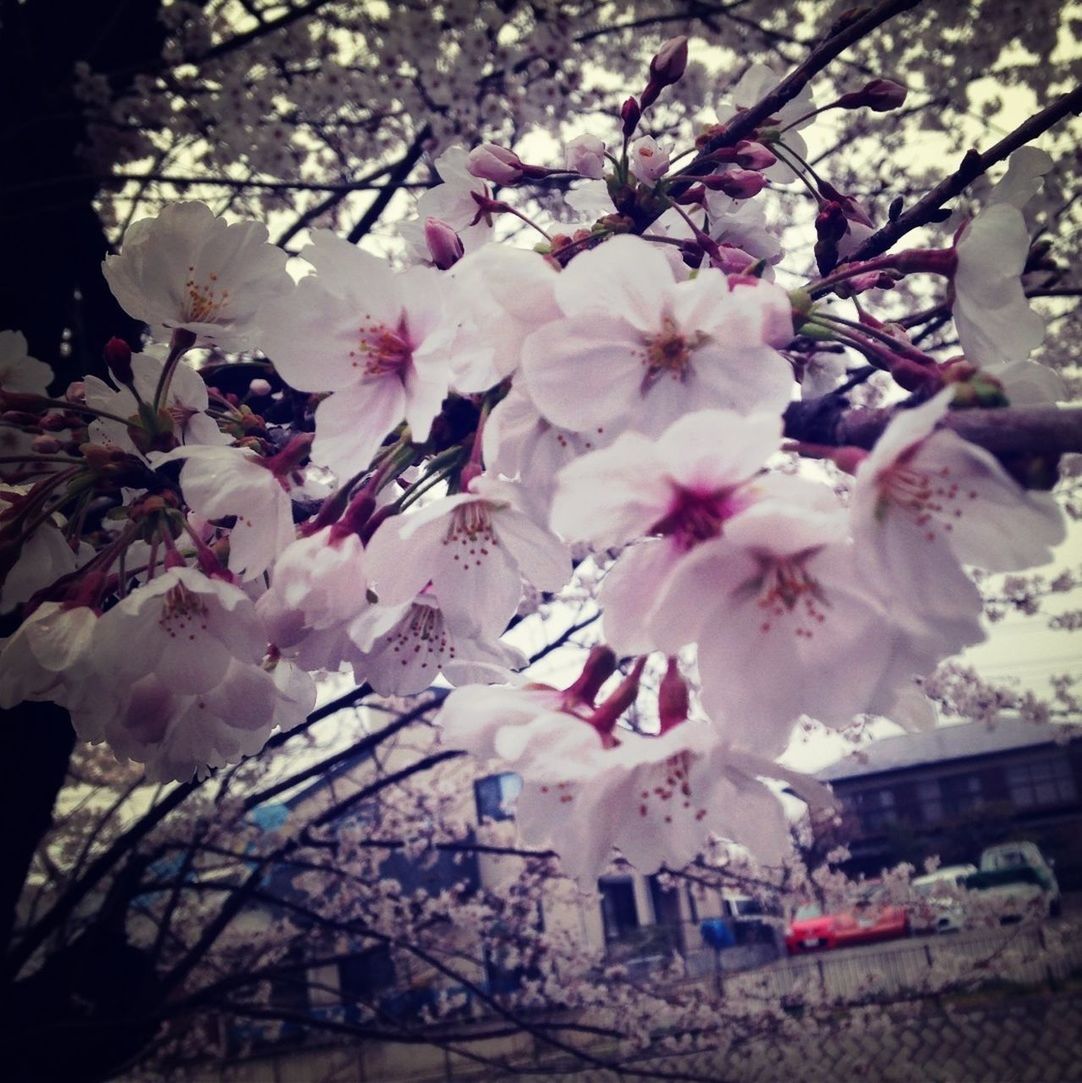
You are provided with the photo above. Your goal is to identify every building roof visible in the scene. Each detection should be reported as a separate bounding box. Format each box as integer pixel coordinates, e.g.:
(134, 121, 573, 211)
(818, 716, 1080, 783)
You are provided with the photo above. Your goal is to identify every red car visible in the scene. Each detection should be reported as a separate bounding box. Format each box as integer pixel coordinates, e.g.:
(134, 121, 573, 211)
(785, 890, 908, 955)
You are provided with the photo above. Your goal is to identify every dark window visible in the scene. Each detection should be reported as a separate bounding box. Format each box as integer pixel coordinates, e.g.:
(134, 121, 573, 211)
(855, 787, 896, 831)
(599, 876, 639, 941)
(1006, 757, 1077, 809)
(941, 773, 983, 817)
(338, 944, 396, 1004)
(648, 874, 683, 926)
(474, 772, 523, 822)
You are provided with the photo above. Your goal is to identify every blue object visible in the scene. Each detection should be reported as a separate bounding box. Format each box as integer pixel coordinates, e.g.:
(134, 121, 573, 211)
(700, 917, 735, 950)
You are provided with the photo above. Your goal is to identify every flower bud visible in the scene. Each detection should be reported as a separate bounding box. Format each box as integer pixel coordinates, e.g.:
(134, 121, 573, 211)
(701, 168, 767, 199)
(620, 97, 641, 138)
(658, 657, 689, 733)
(30, 434, 61, 454)
(563, 645, 618, 707)
(565, 133, 607, 179)
(103, 337, 134, 387)
(734, 140, 777, 170)
(628, 135, 669, 184)
(649, 36, 689, 86)
(466, 143, 525, 185)
(423, 217, 464, 269)
(836, 78, 907, 112)
(641, 36, 689, 108)
(248, 377, 273, 397)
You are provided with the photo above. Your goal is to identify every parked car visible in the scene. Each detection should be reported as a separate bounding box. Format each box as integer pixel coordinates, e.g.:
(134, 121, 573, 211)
(978, 842, 1061, 916)
(965, 866, 1059, 924)
(785, 886, 908, 955)
(910, 864, 978, 934)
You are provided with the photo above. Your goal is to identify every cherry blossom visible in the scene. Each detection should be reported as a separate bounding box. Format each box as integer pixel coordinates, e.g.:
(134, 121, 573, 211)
(102, 201, 291, 350)
(0, 602, 98, 709)
(438, 682, 833, 882)
(441, 245, 561, 393)
(0, 330, 52, 394)
(850, 390, 1066, 580)
(564, 134, 607, 179)
(83, 349, 229, 454)
(350, 593, 527, 696)
(70, 566, 312, 780)
(645, 475, 922, 752)
(365, 475, 570, 640)
(257, 525, 372, 671)
(156, 444, 298, 580)
(260, 230, 451, 477)
(400, 146, 493, 260)
(628, 135, 670, 184)
(520, 235, 794, 439)
(953, 201, 1045, 368)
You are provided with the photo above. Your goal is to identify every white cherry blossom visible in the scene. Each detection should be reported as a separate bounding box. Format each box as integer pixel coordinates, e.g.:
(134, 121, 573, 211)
(260, 231, 450, 478)
(102, 201, 291, 350)
(564, 133, 607, 179)
(0, 602, 98, 708)
(520, 235, 794, 439)
(953, 202, 1044, 368)
(628, 135, 670, 184)
(83, 350, 229, 454)
(0, 330, 52, 394)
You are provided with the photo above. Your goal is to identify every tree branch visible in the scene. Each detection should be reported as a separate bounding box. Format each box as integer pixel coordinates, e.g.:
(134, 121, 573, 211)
(849, 83, 1082, 260)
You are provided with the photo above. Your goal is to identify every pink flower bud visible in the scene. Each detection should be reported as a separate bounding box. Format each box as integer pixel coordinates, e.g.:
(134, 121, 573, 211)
(103, 336, 134, 386)
(248, 377, 273, 397)
(563, 645, 618, 707)
(701, 168, 767, 199)
(64, 381, 85, 403)
(628, 135, 669, 184)
(30, 434, 61, 454)
(620, 97, 641, 138)
(423, 217, 464, 269)
(658, 657, 689, 733)
(837, 78, 907, 112)
(466, 143, 525, 185)
(709, 243, 756, 274)
(734, 140, 777, 170)
(641, 36, 689, 108)
(565, 133, 607, 179)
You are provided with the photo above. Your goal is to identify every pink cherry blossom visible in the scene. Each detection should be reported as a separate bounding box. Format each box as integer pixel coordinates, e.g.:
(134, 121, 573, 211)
(260, 230, 451, 478)
(850, 389, 1065, 647)
(438, 683, 833, 883)
(520, 235, 794, 439)
(628, 135, 670, 184)
(156, 444, 297, 580)
(365, 475, 570, 640)
(350, 593, 527, 696)
(102, 201, 291, 350)
(564, 134, 607, 179)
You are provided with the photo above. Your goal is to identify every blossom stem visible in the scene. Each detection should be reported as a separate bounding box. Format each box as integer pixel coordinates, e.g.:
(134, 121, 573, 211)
(152, 328, 198, 412)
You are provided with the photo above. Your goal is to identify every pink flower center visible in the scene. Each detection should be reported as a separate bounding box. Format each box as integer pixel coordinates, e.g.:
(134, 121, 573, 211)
(351, 318, 413, 378)
(748, 552, 830, 637)
(183, 268, 230, 323)
(650, 485, 748, 551)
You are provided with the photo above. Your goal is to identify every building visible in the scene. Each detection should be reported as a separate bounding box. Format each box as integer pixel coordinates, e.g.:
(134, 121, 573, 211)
(817, 717, 1082, 886)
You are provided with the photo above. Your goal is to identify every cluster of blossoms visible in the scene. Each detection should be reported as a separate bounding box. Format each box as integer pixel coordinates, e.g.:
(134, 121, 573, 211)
(2, 40, 1071, 880)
